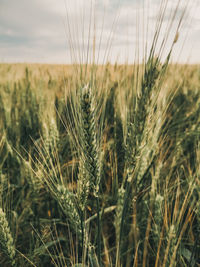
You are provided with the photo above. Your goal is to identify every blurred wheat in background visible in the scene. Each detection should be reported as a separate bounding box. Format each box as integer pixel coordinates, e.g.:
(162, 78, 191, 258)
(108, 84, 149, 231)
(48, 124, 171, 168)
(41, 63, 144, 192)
(0, 0, 200, 266)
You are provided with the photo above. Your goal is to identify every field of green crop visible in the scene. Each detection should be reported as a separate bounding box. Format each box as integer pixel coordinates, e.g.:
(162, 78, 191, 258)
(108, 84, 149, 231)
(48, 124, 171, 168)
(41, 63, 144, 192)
(0, 60, 199, 266)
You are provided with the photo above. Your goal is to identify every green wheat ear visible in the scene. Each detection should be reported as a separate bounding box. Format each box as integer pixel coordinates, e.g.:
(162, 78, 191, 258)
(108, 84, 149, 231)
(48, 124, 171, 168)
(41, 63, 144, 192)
(77, 84, 101, 210)
(56, 184, 82, 237)
(0, 208, 16, 266)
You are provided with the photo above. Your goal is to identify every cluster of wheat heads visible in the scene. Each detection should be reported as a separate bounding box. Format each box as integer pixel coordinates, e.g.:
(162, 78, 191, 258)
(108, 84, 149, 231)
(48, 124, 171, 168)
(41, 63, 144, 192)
(32, 2, 199, 266)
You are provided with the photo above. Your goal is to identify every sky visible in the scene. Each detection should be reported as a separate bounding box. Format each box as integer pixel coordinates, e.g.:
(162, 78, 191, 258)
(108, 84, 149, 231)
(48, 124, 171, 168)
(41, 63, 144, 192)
(0, 0, 200, 64)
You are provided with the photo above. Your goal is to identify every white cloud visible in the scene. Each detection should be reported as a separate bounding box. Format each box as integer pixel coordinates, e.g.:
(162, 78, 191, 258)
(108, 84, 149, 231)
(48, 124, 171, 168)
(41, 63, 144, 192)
(0, 0, 200, 64)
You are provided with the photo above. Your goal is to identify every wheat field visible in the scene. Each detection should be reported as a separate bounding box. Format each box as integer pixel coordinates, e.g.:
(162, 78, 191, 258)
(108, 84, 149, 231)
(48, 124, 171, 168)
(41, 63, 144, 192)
(0, 61, 199, 266)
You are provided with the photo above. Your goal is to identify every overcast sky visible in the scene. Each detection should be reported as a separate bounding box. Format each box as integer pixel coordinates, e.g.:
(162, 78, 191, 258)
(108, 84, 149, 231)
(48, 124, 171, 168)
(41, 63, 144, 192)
(0, 0, 200, 64)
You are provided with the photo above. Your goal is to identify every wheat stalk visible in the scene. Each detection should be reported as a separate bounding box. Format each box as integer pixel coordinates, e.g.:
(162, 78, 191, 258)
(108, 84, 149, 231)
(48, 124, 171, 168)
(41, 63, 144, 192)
(0, 208, 16, 266)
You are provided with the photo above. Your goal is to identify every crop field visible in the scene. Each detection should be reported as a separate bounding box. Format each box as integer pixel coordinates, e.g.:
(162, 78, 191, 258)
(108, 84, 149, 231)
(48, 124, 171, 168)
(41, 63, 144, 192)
(0, 1, 200, 266)
(0, 61, 199, 266)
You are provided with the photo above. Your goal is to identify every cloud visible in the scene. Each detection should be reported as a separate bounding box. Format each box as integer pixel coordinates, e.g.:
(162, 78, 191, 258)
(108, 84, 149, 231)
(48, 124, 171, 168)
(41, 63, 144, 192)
(0, 0, 200, 64)
(0, 0, 68, 62)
